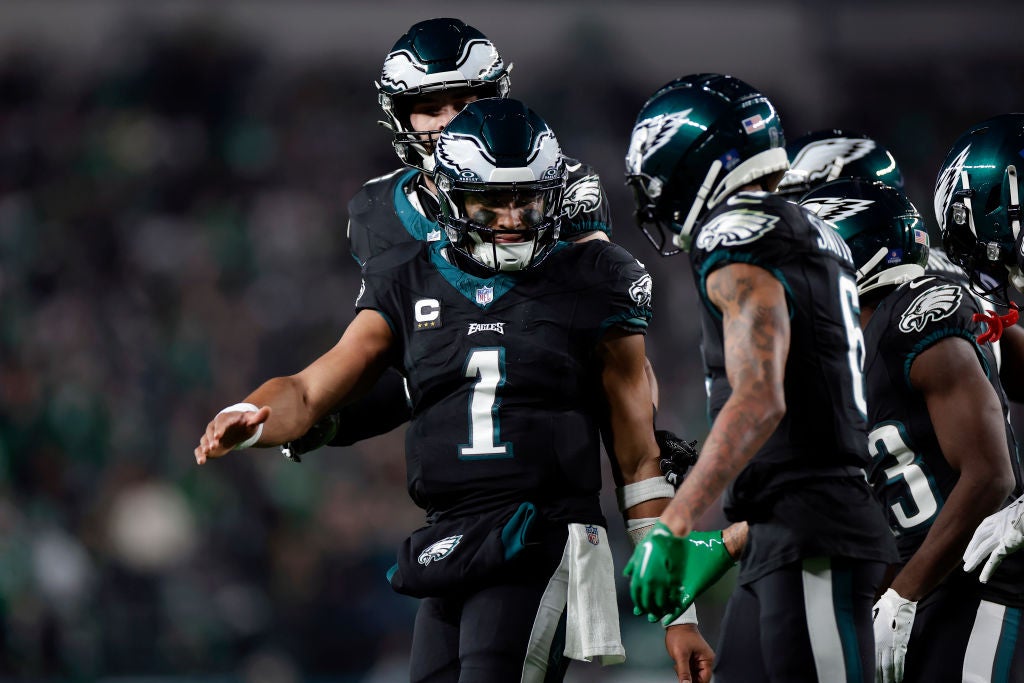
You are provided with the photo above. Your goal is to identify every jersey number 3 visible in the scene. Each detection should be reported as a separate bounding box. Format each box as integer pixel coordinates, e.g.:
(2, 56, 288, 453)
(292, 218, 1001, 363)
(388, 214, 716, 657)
(459, 347, 512, 459)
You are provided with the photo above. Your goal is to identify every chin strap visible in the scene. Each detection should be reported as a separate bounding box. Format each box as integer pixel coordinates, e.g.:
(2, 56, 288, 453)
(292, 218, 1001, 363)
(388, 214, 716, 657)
(974, 302, 1019, 344)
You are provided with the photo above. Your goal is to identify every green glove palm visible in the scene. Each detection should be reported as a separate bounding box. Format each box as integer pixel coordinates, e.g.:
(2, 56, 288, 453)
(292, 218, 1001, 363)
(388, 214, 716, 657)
(623, 522, 737, 623)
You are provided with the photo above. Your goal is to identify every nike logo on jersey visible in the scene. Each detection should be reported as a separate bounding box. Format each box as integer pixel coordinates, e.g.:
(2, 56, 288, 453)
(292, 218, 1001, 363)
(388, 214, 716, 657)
(899, 284, 962, 333)
(907, 277, 936, 289)
(695, 210, 778, 251)
(467, 322, 504, 335)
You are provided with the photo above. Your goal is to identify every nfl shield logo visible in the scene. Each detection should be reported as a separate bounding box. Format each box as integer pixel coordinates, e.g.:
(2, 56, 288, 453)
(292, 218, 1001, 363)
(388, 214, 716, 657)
(585, 524, 600, 546)
(476, 286, 493, 306)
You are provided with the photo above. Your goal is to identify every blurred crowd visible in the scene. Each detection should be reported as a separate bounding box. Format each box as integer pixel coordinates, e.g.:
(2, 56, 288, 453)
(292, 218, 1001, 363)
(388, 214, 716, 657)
(2, 8, 1022, 682)
(0, 23, 437, 680)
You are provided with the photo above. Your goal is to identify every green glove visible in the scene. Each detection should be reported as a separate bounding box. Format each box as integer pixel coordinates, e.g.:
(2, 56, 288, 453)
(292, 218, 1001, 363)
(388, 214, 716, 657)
(660, 529, 736, 625)
(623, 521, 688, 621)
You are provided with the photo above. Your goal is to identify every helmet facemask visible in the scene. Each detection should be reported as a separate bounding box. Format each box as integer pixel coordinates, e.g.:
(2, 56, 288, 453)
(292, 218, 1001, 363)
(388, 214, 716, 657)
(380, 80, 510, 173)
(438, 176, 563, 272)
(626, 174, 683, 256)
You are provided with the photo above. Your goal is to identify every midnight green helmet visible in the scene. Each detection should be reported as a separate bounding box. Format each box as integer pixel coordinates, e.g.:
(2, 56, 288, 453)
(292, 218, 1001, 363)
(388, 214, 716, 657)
(377, 18, 512, 172)
(625, 73, 788, 255)
(934, 114, 1024, 295)
(433, 98, 565, 273)
(776, 129, 904, 201)
(801, 178, 928, 296)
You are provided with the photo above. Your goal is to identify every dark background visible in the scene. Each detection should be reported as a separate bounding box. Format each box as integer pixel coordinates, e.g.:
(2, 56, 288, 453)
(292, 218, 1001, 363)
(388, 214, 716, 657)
(2, 1, 1022, 680)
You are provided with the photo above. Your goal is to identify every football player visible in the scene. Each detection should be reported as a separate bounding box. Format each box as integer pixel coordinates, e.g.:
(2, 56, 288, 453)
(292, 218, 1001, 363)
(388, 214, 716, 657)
(801, 178, 1024, 682)
(195, 98, 713, 683)
(622, 73, 897, 682)
(282, 18, 690, 466)
(934, 114, 1024, 597)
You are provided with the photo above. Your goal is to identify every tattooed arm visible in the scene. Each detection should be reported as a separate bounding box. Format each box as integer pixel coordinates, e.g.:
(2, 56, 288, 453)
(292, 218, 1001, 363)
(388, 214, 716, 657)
(660, 262, 790, 537)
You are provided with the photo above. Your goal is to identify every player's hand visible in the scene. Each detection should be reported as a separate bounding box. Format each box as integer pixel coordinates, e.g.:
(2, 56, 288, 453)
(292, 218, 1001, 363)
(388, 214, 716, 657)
(665, 624, 714, 683)
(963, 494, 1024, 583)
(195, 406, 271, 464)
(657, 430, 699, 487)
(623, 521, 687, 621)
(666, 530, 736, 623)
(873, 588, 917, 683)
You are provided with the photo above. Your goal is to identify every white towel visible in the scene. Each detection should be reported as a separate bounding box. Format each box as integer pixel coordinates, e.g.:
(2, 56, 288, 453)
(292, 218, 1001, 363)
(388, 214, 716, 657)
(564, 523, 625, 664)
(521, 523, 624, 681)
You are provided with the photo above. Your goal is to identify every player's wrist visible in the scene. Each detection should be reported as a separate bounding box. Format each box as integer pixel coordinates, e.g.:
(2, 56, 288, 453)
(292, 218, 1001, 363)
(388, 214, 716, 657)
(217, 402, 263, 450)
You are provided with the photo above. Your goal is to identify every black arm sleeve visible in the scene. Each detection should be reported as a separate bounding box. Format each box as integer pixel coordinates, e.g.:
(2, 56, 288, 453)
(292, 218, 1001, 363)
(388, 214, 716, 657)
(327, 367, 412, 446)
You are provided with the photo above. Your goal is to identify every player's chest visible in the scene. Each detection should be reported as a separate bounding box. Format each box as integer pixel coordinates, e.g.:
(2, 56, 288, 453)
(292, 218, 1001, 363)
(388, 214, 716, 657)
(395, 284, 597, 373)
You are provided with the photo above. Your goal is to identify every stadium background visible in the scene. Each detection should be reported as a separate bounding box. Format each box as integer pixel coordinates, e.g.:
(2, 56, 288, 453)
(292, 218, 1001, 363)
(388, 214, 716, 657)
(1, 0, 1022, 680)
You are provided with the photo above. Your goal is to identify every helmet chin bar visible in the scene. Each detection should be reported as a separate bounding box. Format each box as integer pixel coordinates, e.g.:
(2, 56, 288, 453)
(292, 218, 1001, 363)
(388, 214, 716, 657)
(470, 238, 541, 272)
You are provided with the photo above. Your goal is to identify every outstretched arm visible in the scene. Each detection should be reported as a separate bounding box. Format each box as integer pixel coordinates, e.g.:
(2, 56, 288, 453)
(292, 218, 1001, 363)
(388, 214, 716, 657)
(660, 262, 789, 537)
(195, 309, 395, 463)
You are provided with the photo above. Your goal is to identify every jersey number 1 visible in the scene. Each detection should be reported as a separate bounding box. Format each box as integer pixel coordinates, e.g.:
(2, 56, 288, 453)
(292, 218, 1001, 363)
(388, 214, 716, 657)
(459, 348, 512, 459)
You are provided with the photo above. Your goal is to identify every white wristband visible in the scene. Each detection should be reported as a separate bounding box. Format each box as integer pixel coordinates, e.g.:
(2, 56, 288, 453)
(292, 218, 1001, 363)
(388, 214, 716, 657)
(617, 477, 675, 511)
(218, 402, 263, 450)
(665, 604, 699, 627)
(626, 517, 659, 547)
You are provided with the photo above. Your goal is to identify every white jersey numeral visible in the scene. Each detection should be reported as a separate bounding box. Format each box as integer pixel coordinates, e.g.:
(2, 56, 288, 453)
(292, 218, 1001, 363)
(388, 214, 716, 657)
(838, 273, 868, 418)
(869, 423, 939, 529)
(459, 348, 511, 458)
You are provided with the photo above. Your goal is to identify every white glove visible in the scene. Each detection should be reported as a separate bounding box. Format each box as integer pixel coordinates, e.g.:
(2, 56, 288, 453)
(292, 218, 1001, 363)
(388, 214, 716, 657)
(873, 588, 917, 683)
(963, 493, 1024, 584)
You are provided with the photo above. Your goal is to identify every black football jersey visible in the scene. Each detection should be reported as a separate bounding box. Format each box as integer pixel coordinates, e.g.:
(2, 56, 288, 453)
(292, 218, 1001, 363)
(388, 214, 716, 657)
(347, 161, 613, 266)
(864, 274, 1024, 606)
(692, 193, 872, 502)
(690, 191, 897, 582)
(355, 239, 652, 520)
